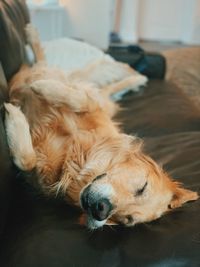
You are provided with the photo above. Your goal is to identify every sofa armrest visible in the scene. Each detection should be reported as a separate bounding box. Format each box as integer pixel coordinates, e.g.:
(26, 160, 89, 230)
(0, 111, 13, 236)
(0, 65, 13, 237)
(0, 0, 30, 81)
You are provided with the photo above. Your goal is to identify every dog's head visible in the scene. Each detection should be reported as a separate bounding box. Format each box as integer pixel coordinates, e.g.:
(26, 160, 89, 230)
(77, 135, 198, 229)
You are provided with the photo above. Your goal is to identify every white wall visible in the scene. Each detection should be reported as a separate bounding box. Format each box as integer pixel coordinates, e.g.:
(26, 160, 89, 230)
(60, 0, 113, 49)
(29, 0, 200, 47)
(181, 0, 200, 44)
(138, 0, 200, 44)
(119, 0, 139, 43)
(60, 0, 200, 46)
(192, 0, 200, 44)
(138, 0, 184, 41)
(29, 5, 67, 41)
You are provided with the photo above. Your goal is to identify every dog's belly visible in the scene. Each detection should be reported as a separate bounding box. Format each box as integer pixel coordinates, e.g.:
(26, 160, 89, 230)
(9, 81, 119, 192)
(33, 129, 68, 186)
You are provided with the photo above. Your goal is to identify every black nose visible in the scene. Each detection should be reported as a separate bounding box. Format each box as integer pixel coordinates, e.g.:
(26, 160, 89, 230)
(81, 186, 113, 221)
(90, 198, 113, 221)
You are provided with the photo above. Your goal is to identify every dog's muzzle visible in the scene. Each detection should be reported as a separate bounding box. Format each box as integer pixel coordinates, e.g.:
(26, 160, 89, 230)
(81, 184, 113, 221)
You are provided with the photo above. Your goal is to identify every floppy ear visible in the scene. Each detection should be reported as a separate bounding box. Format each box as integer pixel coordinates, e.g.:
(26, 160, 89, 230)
(169, 183, 199, 209)
(121, 134, 143, 153)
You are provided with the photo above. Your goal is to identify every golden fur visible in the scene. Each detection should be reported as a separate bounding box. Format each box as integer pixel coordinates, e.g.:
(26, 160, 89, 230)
(4, 26, 199, 229)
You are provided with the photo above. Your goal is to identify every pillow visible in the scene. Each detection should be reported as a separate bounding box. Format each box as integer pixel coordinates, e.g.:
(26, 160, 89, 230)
(43, 38, 148, 100)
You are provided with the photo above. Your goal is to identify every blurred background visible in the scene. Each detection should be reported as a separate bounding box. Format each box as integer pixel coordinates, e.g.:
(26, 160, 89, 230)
(27, 0, 200, 50)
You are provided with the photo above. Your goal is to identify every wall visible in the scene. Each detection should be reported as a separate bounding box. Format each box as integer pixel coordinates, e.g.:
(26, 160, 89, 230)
(29, 0, 200, 47)
(181, 0, 200, 44)
(138, 0, 184, 41)
(138, 0, 200, 44)
(60, 0, 113, 49)
(119, 0, 139, 43)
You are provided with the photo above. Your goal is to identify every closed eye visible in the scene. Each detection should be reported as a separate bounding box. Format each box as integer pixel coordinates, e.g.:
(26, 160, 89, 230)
(93, 173, 107, 182)
(135, 181, 148, 197)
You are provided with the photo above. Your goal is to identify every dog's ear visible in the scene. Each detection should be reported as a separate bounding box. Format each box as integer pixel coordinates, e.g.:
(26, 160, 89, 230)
(169, 183, 199, 209)
(121, 134, 143, 153)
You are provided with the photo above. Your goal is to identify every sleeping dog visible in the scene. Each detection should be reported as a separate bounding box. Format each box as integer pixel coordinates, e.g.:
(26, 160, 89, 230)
(4, 25, 198, 229)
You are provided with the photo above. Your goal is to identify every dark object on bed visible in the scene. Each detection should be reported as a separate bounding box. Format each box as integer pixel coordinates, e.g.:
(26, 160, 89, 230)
(107, 44, 166, 79)
(0, 1, 200, 266)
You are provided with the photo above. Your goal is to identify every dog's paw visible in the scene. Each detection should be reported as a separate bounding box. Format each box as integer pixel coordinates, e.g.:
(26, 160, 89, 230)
(4, 103, 28, 125)
(4, 102, 21, 117)
(14, 153, 37, 172)
(4, 103, 36, 171)
(129, 75, 148, 92)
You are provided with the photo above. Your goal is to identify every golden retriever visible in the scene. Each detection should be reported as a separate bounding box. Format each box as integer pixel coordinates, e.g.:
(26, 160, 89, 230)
(4, 25, 198, 229)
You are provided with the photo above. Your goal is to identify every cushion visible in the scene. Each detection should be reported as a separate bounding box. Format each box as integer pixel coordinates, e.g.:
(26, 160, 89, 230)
(115, 80, 200, 137)
(0, 0, 30, 80)
(43, 38, 148, 99)
(1, 80, 200, 267)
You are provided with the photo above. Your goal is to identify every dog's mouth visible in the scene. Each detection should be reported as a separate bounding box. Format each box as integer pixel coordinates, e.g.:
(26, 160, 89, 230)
(80, 183, 114, 229)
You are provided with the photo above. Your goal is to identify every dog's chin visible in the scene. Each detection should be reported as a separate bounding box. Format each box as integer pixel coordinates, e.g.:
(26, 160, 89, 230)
(87, 216, 107, 230)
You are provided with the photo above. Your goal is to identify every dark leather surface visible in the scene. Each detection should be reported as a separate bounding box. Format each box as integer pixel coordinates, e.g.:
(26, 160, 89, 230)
(0, 0, 29, 81)
(0, 0, 29, 237)
(0, 66, 13, 236)
(0, 80, 200, 267)
(116, 82, 200, 137)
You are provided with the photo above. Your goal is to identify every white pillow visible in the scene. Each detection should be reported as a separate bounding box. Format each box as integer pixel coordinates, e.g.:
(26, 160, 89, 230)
(43, 38, 148, 101)
(43, 38, 112, 72)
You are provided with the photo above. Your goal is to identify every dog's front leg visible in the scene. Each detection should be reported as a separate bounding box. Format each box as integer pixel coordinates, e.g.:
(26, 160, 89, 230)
(4, 103, 36, 171)
(30, 79, 104, 113)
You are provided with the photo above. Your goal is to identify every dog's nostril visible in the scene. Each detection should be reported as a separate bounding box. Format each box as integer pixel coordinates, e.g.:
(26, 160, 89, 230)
(98, 202, 105, 212)
(91, 198, 112, 221)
